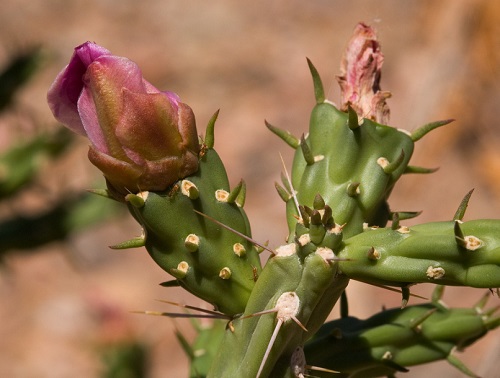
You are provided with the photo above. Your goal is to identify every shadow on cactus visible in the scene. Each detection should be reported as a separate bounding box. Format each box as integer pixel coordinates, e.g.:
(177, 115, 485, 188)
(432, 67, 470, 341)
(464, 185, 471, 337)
(47, 23, 499, 378)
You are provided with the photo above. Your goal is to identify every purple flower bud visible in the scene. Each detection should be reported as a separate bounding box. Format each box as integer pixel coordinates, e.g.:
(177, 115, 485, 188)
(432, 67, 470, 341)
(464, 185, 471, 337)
(47, 42, 200, 198)
(337, 23, 391, 124)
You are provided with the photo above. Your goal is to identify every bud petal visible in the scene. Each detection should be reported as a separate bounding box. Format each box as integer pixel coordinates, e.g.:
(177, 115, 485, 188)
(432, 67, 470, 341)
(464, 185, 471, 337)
(47, 42, 200, 198)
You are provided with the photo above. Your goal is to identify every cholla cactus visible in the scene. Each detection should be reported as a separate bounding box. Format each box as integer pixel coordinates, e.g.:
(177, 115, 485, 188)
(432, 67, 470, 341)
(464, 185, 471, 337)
(48, 23, 500, 378)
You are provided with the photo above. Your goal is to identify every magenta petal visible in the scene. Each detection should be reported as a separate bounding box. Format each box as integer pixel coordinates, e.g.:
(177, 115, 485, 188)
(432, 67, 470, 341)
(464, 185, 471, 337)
(78, 86, 108, 153)
(82, 56, 149, 160)
(114, 90, 181, 161)
(74, 42, 111, 66)
(47, 42, 111, 135)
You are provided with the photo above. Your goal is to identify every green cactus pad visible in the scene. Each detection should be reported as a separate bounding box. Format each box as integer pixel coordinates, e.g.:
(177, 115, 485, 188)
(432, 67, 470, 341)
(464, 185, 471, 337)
(127, 145, 261, 316)
(304, 291, 499, 377)
(287, 101, 414, 239)
(208, 200, 349, 377)
(336, 219, 500, 288)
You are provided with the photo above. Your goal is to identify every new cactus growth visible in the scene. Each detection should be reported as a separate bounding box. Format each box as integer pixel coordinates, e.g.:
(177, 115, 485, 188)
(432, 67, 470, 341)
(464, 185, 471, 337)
(47, 22, 500, 377)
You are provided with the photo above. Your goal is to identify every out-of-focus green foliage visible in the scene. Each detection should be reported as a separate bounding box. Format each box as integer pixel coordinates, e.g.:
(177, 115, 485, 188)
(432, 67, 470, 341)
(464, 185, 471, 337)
(0, 47, 41, 111)
(101, 342, 148, 378)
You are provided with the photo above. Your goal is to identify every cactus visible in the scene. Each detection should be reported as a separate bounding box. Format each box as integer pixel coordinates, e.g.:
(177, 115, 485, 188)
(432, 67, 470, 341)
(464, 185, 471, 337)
(47, 22, 500, 378)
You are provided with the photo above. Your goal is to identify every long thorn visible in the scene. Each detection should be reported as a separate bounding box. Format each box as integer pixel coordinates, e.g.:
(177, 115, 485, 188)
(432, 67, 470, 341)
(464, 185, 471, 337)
(193, 209, 275, 254)
(156, 299, 232, 319)
(257, 319, 283, 378)
(132, 310, 228, 319)
(280, 152, 301, 221)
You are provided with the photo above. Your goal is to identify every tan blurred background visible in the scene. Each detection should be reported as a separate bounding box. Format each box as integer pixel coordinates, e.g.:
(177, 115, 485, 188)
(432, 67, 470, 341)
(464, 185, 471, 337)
(0, 0, 499, 377)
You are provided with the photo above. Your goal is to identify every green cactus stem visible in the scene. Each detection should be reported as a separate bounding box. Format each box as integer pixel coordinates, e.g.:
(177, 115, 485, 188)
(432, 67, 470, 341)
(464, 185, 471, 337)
(336, 219, 500, 289)
(208, 197, 349, 378)
(303, 288, 499, 377)
(123, 113, 262, 316)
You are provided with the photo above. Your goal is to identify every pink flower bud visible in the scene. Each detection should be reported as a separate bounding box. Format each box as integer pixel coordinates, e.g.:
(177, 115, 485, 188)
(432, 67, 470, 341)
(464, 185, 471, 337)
(47, 42, 200, 198)
(337, 23, 391, 124)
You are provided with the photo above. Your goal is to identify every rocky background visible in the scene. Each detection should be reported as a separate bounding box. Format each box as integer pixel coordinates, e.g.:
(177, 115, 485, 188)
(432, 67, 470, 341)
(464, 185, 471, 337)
(0, 0, 499, 377)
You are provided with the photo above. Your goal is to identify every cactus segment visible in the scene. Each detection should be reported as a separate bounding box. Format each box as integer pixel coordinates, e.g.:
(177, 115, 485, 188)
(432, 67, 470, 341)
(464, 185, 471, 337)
(336, 219, 500, 289)
(303, 290, 499, 377)
(126, 119, 261, 316)
(208, 249, 347, 378)
(287, 94, 415, 239)
(208, 198, 349, 377)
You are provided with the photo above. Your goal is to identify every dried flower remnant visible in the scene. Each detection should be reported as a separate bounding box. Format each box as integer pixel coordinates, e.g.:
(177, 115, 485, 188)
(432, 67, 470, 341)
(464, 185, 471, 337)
(337, 23, 391, 124)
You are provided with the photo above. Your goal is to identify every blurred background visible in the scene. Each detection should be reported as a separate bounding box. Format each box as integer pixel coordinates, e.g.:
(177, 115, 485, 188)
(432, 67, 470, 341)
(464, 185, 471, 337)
(0, 0, 499, 377)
